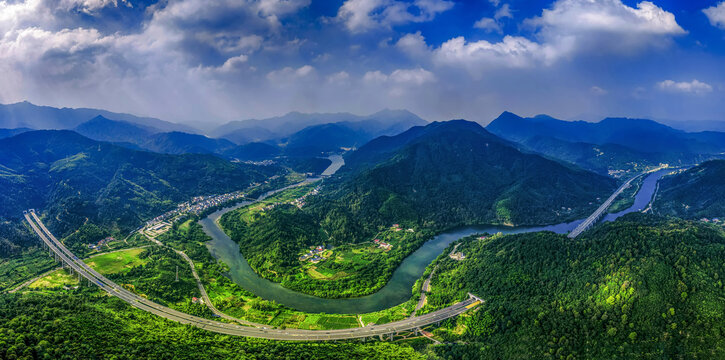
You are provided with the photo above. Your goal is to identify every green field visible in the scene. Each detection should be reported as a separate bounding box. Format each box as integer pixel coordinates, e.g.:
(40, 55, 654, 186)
(28, 248, 149, 289)
(85, 248, 149, 275)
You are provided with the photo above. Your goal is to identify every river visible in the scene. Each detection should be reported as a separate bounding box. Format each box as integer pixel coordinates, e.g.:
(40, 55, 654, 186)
(199, 163, 671, 314)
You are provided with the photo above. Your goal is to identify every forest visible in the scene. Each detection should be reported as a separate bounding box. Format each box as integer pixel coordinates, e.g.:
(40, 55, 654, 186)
(422, 213, 725, 359)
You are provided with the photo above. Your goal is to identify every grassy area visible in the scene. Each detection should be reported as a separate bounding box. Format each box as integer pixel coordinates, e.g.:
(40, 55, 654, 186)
(85, 248, 148, 275)
(28, 269, 79, 289)
(28, 248, 150, 289)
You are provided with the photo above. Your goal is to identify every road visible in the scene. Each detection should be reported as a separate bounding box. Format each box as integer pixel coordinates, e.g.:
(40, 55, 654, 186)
(24, 210, 480, 341)
(568, 166, 668, 238)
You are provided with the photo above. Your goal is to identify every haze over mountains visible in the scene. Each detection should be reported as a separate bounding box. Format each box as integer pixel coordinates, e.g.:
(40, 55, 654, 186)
(487, 112, 725, 174)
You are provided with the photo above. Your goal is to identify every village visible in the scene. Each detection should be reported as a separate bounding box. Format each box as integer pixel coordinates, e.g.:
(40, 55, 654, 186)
(143, 190, 248, 236)
(261, 185, 321, 212)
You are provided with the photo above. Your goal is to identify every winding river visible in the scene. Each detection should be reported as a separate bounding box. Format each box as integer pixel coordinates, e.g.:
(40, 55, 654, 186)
(199, 162, 671, 314)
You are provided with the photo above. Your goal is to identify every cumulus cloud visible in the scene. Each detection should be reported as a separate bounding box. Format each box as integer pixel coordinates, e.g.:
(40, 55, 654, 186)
(363, 68, 435, 85)
(336, 0, 454, 33)
(59, 0, 131, 14)
(473, 17, 502, 33)
(703, 2, 725, 29)
(494, 3, 512, 20)
(414, 0, 686, 77)
(267, 64, 315, 82)
(657, 79, 713, 94)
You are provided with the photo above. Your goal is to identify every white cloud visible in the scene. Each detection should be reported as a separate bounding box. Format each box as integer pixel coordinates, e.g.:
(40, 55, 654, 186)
(336, 0, 454, 33)
(266, 65, 315, 82)
(395, 31, 430, 57)
(389, 68, 436, 85)
(257, 0, 311, 16)
(433, 36, 554, 73)
(474, 17, 502, 33)
(703, 2, 725, 30)
(363, 68, 435, 85)
(59, 0, 131, 14)
(424, 0, 686, 77)
(494, 3, 512, 20)
(590, 86, 608, 95)
(657, 79, 713, 94)
(216, 54, 249, 73)
(363, 70, 389, 83)
(327, 71, 350, 83)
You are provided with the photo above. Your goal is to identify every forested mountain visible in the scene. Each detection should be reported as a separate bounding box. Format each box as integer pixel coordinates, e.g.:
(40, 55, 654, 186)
(325, 120, 616, 231)
(0, 127, 32, 139)
(0, 130, 279, 238)
(487, 112, 725, 156)
(654, 160, 725, 219)
(0, 101, 197, 133)
(426, 214, 725, 359)
(220, 120, 616, 296)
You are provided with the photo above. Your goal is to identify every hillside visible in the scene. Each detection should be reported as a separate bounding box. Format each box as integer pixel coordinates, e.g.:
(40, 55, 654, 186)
(654, 160, 725, 219)
(220, 120, 616, 298)
(487, 112, 725, 156)
(0, 130, 279, 237)
(424, 214, 725, 359)
(141, 132, 236, 154)
(330, 120, 616, 230)
(0, 127, 32, 139)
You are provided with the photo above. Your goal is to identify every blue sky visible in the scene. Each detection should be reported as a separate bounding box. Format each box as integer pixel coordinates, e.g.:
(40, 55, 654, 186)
(0, 0, 724, 126)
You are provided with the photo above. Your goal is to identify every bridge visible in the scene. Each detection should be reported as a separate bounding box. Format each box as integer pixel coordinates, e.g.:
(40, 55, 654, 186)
(23, 209, 480, 341)
(568, 166, 667, 239)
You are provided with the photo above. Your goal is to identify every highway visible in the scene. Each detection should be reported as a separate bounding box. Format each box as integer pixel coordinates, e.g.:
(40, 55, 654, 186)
(568, 166, 667, 238)
(24, 210, 480, 341)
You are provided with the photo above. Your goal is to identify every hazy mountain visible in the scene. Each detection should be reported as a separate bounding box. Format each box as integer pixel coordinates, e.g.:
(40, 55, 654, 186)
(0, 130, 277, 235)
(141, 132, 236, 155)
(0, 101, 198, 133)
(324, 120, 617, 231)
(74, 115, 158, 143)
(223, 142, 282, 161)
(654, 160, 725, 219)
(0, 127, 32, 139)
(518, 135, 711, 175)
(487, 112, 725, 155)
(213, 109, 427, 145)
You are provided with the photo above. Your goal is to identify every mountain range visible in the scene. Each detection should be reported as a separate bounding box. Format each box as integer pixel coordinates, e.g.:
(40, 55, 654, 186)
(487, 112, 725, 173)
(0, 101, 197, 133)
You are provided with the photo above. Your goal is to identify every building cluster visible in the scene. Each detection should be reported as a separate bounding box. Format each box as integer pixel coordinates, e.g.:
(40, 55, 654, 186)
(373, 238, 393, 250)
(700, 218, 722, 224)
(146, 191, 247, 230)
(299, 246, 327, 263)
(391, 224, 415, 233)
(87, 236, 114, 250)
(449, 252, 466, 261)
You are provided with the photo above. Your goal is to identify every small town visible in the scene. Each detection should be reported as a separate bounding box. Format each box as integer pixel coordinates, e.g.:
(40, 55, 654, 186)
(144, 190, 248, 234)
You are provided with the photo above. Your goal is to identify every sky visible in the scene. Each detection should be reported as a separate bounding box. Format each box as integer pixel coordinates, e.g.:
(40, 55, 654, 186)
(0, 0, 724, 126)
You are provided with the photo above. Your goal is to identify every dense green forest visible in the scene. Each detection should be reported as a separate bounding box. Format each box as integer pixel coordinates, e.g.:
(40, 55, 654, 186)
(0, 130, 281, 241)
(422, 214, 725, 359)
(654, 160, 725, 219)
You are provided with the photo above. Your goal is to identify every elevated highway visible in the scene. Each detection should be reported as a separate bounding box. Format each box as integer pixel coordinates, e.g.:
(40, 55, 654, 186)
(568, 166, 667, 238)
(24, 210, 480, 341)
